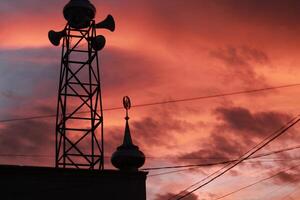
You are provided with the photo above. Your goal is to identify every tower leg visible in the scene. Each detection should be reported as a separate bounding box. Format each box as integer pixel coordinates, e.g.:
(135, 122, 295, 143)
(55, 23, 104, 170)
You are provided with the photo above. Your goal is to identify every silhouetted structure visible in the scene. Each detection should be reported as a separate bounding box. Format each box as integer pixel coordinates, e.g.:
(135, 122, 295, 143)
(0, 1, 148, 199)
(112, 96, 146, 171)
(0, 165, 147, 199)
(48, 0, 115, 170)
(0, 97, 148, 200)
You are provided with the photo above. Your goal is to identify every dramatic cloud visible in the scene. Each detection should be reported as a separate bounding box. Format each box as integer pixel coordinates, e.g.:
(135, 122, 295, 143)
(273, 168, 300, 185)
(133, 111, 196, 148)
(214, 106, 291, 139)
(154, 192, 198, 200)
(0, 120, 54, 166)
(105, 105, 200, 157)
(1, 1, 300, 199)
(210, 46, 270, 87)
(222, 0, 300, 27)
(179, 106, 292, 162)
(179, 132, 243, 162)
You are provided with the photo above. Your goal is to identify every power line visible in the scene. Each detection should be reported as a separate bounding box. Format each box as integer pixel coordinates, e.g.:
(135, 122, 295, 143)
(143, 145, 300, 171)
(147, 158, 300, 177)
(1, 145, 299, 173)
(213, 163, 300, 200)
(169, 115, 300, 200)
(132, 83, 300, 108)
(173, 116, 300, 200)
(146, 158, 300, 177)
(143, 158, 300, 171)
(148, 168, 199, 177)
(173, 116, 300, 199)
(1, 83, 300, 123)
(1, 144, 299, 160)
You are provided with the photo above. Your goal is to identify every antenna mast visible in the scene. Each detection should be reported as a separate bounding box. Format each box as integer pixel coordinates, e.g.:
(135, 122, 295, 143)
(48, 0, 115, 170)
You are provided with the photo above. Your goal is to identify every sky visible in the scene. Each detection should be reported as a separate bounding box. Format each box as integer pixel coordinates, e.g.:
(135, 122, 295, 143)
(0, 0, 300, 199)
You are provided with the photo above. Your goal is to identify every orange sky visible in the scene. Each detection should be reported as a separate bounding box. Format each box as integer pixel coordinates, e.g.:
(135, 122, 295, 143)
(0, 0, 300, 199)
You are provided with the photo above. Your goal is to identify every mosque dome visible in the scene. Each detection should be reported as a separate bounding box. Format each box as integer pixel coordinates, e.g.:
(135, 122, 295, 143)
(111, 97, 145, 171)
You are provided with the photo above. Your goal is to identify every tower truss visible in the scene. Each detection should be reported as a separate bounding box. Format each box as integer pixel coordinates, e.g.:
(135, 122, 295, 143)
(55, 22, 104, 170)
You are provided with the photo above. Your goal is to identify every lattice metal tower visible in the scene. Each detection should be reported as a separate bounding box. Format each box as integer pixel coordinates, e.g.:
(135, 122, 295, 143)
(48, 0, 115, 170)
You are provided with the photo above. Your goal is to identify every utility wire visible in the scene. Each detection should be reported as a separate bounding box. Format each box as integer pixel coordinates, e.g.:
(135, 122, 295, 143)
(173, 116, 300, 200)
(1, 145, 299, 173)
(143, 158, 300, 171)
(175, 116, 299, 200)
(143, 145, 300, 171)
(169, 115, 300, 200)
(213, 163, 300, 200)
(1, 83, 300, 123)
(147, 159, 300, 177)
(1, 144, 299, 160)
(147, 158, 300, 177)
(169, 164, 234, 200)
(148, 168, 199, 177)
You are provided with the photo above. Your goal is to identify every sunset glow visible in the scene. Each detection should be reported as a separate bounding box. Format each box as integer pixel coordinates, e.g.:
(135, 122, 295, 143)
(1, 0, 300, 199)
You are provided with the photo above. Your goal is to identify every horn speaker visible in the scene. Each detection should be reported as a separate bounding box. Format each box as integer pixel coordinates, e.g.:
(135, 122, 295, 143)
(95, 15, 115, 32)
(48, 30, 66, 46)
(91, 35, 106, 51)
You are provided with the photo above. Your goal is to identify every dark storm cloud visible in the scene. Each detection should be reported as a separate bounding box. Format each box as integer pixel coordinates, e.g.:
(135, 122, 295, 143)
(222, 0, 300, 26)
(273, 168, 300, 185)
(179, 132, 245, 162)
(154, 191, 198, 200)
(0, 120, 54, 165)
(132, 109, 197, 149)
(179, 106, 291, 162)
(0, 120, 53, 153)
(105, 107, 198, 154)
(215, 107, 290, 138)
(132, 116, 182, 146)
(210, 46, 270, 86)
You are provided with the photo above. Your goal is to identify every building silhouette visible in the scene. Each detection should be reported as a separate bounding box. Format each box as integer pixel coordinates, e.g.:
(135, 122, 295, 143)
(0, 1, 147, 199)
(0, 98, 147, 199)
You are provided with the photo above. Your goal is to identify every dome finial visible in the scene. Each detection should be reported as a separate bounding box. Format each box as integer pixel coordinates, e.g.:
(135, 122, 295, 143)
(123, 96, 131, 120)
(111, 96, 145, 171)
(122, 96, 133, 147)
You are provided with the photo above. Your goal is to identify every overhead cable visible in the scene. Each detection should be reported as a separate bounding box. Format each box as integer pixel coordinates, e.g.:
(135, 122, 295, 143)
(1, 83, 299, 123)
(169, 115, 300, 200)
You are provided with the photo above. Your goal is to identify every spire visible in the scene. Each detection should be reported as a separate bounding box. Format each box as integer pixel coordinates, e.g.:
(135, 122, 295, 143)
(111, 96, 145, 171)
(122, 97, 134, 147)
(123, 117, 133, 147)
